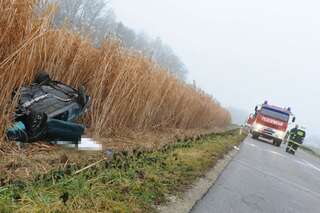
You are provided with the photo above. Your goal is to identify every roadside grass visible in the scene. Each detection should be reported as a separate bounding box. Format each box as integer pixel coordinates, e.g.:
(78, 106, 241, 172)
(0, 130, 246, 212)
(300, 145, 320, 158)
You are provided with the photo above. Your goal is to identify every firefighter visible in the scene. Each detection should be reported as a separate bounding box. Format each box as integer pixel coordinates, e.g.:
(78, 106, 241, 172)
(290, 125, 299, 136)
(286, 125, 306, 154)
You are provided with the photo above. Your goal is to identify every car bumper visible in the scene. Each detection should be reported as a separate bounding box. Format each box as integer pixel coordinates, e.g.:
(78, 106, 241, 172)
(252, 130, 283, 141)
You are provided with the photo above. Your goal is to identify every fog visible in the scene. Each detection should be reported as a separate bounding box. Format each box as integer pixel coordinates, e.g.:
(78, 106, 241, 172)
(110, 0, 320, 147)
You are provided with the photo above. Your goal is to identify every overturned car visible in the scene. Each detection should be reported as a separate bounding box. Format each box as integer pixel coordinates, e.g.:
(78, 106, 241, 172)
(6, 72, 91, 143)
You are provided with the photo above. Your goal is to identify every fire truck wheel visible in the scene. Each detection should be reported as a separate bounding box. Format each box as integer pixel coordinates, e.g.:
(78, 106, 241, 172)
(274, 139, 281, 147)
(252, 133, 259, 139)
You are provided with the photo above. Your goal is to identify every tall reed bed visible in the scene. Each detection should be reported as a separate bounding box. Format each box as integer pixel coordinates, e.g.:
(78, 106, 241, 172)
(0, 0, 230, 146)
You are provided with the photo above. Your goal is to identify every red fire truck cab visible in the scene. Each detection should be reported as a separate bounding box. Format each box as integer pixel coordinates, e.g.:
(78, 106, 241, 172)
(248, 101, 296, 146)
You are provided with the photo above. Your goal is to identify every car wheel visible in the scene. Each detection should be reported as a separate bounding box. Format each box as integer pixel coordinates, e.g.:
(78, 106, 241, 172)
(78, 85, 87, 106)
(273, 139, 281, 147)
(26, 111, 48, 133)
(33, 71, 51, 84)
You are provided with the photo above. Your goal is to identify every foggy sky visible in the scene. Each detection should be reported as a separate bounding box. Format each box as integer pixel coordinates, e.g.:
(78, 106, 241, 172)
(110, 0, 320, 146)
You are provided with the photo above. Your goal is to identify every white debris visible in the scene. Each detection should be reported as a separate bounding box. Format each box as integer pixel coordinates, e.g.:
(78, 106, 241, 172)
(233, 146, 240, 151)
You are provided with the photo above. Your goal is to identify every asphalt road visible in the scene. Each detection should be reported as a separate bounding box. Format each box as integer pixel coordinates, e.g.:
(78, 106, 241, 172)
(191, 137, 320, 213)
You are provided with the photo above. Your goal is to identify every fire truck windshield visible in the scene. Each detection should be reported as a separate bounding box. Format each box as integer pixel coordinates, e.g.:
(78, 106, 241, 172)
(259, 107, 290, 122)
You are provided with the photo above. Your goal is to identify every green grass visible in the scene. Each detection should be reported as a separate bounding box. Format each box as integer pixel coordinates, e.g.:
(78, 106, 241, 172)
(0, 130, 246, 213)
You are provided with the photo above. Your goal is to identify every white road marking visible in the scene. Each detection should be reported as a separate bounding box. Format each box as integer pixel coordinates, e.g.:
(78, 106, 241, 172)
(245, 140, 320, 174)
(269, 150, 287, 158)
(294, 159, 308, 167)
(302, 160, 320, 173)
(236, 159, 320, 199)
(246, 142, 288, 158)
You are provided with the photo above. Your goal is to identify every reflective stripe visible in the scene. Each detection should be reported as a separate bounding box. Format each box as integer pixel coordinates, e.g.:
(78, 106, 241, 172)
(288, 140, 302, 146)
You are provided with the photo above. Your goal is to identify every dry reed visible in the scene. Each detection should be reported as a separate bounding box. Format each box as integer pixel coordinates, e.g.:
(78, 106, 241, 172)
(0, 0, 231, 148)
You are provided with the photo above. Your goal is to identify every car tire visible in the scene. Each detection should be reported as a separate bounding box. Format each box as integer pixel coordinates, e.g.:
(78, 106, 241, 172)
(33, 71, 51, 85)
(26, 111, 48, 133)
(78, 85, 87, 107)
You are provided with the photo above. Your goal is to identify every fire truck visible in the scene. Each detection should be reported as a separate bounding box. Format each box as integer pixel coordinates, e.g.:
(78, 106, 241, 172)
(247, 101, 296, 146)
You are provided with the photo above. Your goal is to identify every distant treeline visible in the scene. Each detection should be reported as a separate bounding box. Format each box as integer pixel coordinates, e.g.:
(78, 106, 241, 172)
(41, 0, 187, 80)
